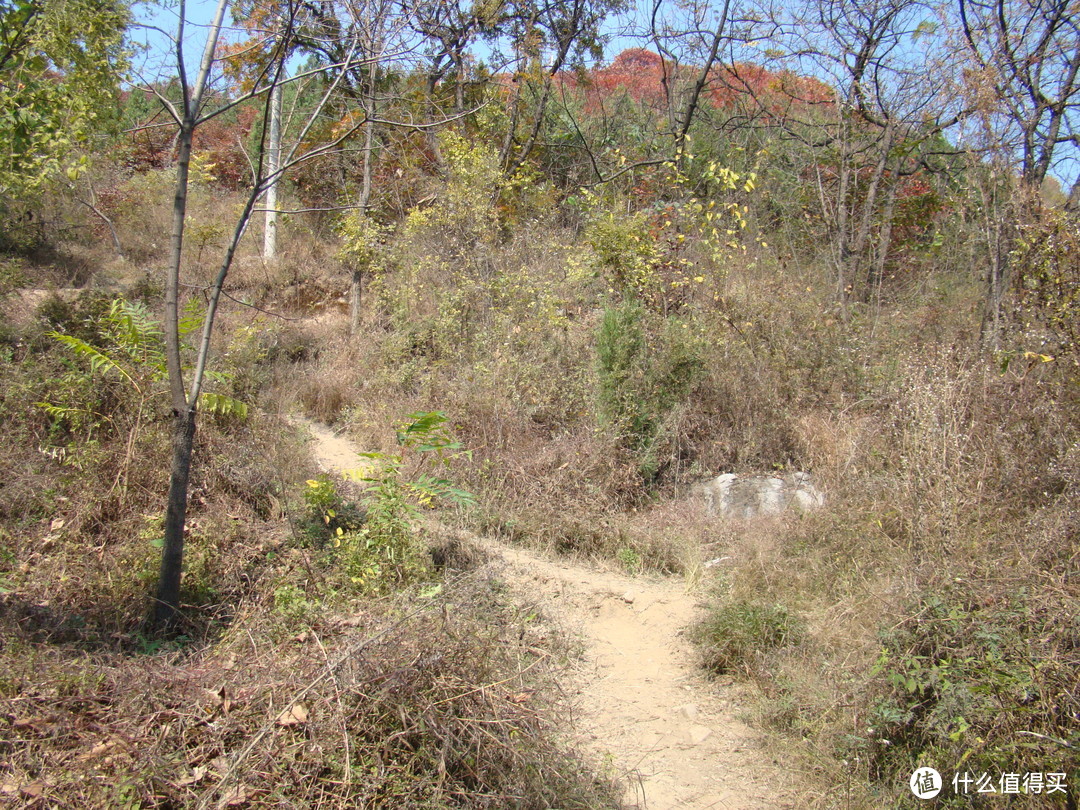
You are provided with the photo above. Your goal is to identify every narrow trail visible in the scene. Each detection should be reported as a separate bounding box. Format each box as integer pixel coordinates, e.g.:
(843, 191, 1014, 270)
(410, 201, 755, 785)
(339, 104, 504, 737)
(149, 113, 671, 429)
(296, 416, 797, 810)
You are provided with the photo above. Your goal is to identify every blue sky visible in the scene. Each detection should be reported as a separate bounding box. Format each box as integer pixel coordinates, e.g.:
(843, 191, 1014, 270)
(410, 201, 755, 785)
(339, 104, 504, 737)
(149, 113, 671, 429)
(126, 0, 1076, 189)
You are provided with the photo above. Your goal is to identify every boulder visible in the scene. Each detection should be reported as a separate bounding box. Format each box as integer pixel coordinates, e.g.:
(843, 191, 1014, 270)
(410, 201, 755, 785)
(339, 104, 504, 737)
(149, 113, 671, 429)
(692, 471, 824, 518)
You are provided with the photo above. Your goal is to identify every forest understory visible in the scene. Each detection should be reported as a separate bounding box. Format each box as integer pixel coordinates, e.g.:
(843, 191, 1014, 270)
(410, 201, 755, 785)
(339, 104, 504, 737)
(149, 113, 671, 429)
(1, 0, 1078, 806)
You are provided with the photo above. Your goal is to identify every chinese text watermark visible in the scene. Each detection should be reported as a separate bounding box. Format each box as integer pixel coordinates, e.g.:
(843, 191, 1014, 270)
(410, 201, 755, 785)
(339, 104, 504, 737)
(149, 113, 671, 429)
(909, 768, 1069, 799)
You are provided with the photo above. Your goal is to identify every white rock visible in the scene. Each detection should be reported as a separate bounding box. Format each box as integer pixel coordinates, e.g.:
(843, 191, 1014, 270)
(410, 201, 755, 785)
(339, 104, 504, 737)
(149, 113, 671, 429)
(686, 724, 714, 744)
(692, 471, 824, 518)
(677, 703, 699, 720)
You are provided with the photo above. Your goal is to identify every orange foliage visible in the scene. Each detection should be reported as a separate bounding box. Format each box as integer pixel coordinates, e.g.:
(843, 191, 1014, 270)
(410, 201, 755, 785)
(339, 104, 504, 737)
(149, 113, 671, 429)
(560, 48, 833, 119)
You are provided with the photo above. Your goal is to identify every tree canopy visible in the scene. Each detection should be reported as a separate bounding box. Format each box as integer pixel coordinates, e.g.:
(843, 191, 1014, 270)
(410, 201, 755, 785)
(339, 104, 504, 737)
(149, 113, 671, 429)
(0, 0, 128, 201)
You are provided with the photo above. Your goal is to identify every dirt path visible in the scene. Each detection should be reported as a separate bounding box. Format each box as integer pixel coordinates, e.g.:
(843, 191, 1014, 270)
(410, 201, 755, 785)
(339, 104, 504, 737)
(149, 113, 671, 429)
(294, 417, 797, 809)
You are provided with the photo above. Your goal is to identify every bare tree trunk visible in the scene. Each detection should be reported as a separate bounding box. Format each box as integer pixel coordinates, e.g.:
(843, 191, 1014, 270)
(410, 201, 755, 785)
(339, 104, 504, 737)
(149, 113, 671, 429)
(154, 409, 196, 626)
(454, 54, 466, 112)
(164, 122, 194, 412)
(263, 80, 282, 260)
(499, 74, 525, 167)
(158, 114, 196, 628)
(868, 179, 898, 303)
(351, 64, 378, 337)
(978, 178, 1006, 350)
(154, 0, 229, 629)
(423, 72, 446, 173)
(149, 0, 376, 629)
(1067, 176, 1080, 213)
(847, 129, 892, 302)
(831, 148, 853, 309)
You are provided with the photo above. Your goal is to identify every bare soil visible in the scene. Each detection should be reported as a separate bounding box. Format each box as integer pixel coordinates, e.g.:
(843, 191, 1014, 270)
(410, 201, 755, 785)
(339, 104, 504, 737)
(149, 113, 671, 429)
(296, 417, 798, 809)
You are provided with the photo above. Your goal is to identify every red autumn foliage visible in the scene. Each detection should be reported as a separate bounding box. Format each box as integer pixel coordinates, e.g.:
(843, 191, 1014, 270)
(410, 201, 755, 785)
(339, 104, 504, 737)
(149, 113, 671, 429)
(560, 48, 833, 120)
(191, 103, 260, 189)
(119, 94, 259, 189)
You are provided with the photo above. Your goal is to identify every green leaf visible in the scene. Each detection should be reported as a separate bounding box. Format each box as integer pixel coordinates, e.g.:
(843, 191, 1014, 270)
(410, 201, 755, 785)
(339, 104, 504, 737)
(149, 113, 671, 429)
(178, 299, 205, 341)
(48, 331, 137, 388)
(198, 392, 249, 419)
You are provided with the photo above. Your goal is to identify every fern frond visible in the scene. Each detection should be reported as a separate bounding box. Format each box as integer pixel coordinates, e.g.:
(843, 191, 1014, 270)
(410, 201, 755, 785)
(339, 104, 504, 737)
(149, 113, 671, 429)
(48, 331, 137, 389)
(107, 299, 165, 368)
(178, 299, 205, 342)
(35, 401, 96, 420)
(409, 473, 475, 506)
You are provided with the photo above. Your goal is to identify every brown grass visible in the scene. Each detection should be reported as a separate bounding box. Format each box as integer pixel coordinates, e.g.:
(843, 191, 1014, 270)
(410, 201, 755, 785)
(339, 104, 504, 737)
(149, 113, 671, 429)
(3, 155, 1077, 808)
(0, 568, 616, 809)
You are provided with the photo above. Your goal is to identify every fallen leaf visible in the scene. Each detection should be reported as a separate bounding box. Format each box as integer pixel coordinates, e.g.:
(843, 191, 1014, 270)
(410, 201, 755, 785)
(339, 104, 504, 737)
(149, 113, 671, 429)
(223, 783, 250, 806)
(204, 685, 234, 713)
(80, 738, 123, 760)
(276, 703, 308, 727)
(175, 765, 208, 787)
(20, 781, 46, 798)
(333, 614, 364, 627)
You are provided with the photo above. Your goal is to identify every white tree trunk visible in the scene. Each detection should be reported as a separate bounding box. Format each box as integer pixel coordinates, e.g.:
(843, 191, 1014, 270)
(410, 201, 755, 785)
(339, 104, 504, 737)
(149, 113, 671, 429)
(263, 80, 282, 260)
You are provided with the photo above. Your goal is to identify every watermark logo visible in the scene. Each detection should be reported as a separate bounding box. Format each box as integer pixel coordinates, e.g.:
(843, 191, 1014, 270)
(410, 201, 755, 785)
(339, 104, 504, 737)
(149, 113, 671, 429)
(908, 768, 1068, 798)
(910, 767, 943, 799)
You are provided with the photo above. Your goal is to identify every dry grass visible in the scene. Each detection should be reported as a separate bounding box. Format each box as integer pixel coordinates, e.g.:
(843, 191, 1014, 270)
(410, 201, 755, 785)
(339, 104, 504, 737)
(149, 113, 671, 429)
(0, 275, 615, 808)
(0, 567, 616, 809)
(3, 154, 1077, 809)
(677, 339, 1079, 807)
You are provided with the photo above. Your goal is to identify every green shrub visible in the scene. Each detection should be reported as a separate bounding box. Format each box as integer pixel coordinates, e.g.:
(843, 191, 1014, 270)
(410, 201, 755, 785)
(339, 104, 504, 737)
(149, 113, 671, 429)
(859, 586, 1079, 805)
(692, 601, 804, 676)
(300, 413, 473, 595)
(584, 207, 660, 298)
(273, 583, 318, 627)
(596, 299, 703, 481)
(616, 546, 642, 576)
(300, 474, 366, 546)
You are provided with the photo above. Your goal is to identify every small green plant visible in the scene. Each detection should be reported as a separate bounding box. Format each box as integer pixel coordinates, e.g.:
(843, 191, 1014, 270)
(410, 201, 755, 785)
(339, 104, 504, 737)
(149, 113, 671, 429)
(692, 601, 803, 676)
(596, 300, 702, 481)
(584, 205, 660, 298)
(616, 546, 642, 576)
(331, 411, 473, 594)
(273, 584, 317, 626)
(301, 475, 366, 545)
(337, 210, 390, 271)
(133, 632, 192, 656)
